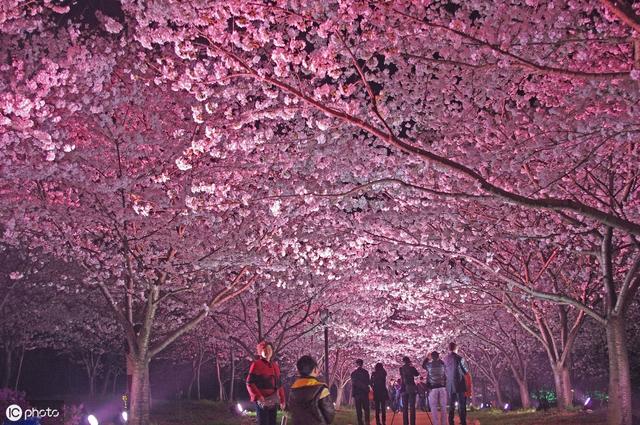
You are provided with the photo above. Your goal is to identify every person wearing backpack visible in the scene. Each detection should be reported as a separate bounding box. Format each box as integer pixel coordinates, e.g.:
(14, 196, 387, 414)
(444, 343, 471, 425)
(425, 351, 447, 425)
(399, 356, 419, 425)
(288, 355, 335, 425)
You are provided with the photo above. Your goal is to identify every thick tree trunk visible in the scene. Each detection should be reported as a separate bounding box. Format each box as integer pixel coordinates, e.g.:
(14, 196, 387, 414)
(606, 317, 633, 425)
(493, 380, 505, 408)
(561, 367, 572, 406)
(509, 361, 530, 409)
(515, 378, 531, 409)
(335, 384, 346, 409)
(552, 363, 572, 409)
(129, 360, 151, 425)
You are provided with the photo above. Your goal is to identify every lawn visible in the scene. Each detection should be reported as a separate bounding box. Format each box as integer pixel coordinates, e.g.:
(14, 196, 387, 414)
(468, 408, 607, 425)
(150, 402, 364, 425)
(150, 400, 251, 425)
(146, 401, 608, 425)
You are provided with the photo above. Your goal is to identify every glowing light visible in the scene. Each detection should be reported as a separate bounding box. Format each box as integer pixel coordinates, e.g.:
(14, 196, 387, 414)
(87, 415, 99, 425)
(504, 403, 510, 410)
(121, 411, 128, 422)
(584, 397, 591, 407)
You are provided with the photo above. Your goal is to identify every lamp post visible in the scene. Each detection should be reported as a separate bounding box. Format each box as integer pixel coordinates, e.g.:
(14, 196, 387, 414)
(321, 308, 330, 383)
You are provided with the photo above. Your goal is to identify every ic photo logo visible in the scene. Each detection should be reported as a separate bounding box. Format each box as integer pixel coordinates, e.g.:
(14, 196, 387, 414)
(5, 404, 23, 421)
(5, 402, 62, 423)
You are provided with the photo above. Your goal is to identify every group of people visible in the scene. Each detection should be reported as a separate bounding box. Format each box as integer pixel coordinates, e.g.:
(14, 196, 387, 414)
(246, 340, 335, 425)
(245, 340, 471, 425)
(388, 376, 430, 412)
(350, 342, 472, 425)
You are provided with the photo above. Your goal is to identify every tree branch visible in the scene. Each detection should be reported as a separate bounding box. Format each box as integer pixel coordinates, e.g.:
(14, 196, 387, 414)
(600, 0, 640, 33)
(207, 40, 640, 236)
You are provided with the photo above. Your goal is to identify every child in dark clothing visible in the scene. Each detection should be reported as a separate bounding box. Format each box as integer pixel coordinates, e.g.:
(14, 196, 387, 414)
(288, 355, 336, 425)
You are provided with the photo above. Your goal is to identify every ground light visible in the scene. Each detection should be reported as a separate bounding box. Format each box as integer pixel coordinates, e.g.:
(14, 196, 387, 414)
(236, 403, 247, 415)
(503, 403, 510, 412)
(583, 397, 592, 411)
(121, 411, 128, 422)
(87, 415, 99, 425)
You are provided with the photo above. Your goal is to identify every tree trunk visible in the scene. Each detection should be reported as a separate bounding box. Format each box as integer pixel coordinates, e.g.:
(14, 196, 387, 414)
(3, 346, 12, 388)
(196, 356, 202, 400)
(187, 373, 194, 400)
(129, 360, 151, 425)
(509, 361, 530, 409)
(14, 347, 24, 391)
(256, 292, 264, 341)
(89, 373, 96, 397)
(561, 367, 572, 406)
(188, 359, 196, 400)
(552, 363, 572, 409)
(215, 355, 225, 401)
(516, 379, 531, 409)
(606, 316, 633, 425)
(493, 380, 505, 408)
(481, 380, 488, 407)
(229, 350, 236, 401)
(335, 384, 346, 409)
(112, 369, 120, 395)
(101, 368, 113, 396)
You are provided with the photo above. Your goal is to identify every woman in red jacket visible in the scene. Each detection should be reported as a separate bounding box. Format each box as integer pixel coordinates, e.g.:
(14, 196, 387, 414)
(246, 341, 286, 425)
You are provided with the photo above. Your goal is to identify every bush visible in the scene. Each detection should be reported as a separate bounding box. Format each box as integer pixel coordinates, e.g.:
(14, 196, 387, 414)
(0, 387, 28, 414)
(63, 403, 85, 425)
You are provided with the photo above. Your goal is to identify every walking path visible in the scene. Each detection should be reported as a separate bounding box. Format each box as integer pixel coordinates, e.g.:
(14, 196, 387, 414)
(361, 411, 480, 425)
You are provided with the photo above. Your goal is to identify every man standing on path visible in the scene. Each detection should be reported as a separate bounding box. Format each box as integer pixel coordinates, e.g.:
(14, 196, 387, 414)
(444, 343, 470, 425)
(425, 351, 447, 425)
(351, 359, 371, 425)
(399, 356, 419, 425)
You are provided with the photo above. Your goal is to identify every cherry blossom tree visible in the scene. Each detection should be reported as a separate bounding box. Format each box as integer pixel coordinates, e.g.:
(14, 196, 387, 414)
(2, 2, 640, 424)
(1, 30, 267, 423)
(458, 308, 536, 409)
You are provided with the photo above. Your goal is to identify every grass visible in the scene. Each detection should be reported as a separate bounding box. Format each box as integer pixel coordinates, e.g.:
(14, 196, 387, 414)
(467, 407, 607, 425)
(143, 400, 609, 425)
(240, 404, 357, 425)
(150, 400, 249, 425)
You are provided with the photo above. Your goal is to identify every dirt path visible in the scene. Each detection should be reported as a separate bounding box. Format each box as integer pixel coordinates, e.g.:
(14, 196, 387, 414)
(364, 411, 480, 425)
